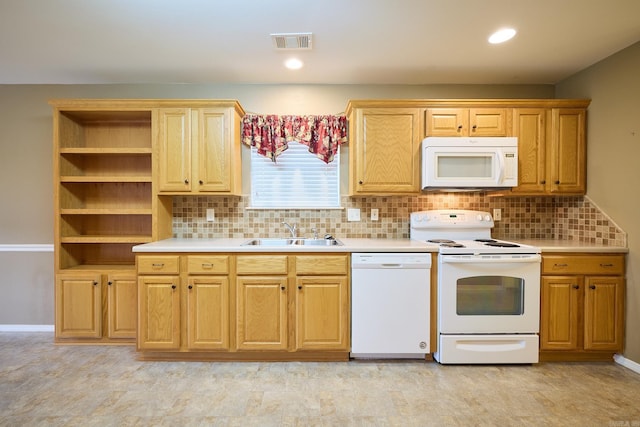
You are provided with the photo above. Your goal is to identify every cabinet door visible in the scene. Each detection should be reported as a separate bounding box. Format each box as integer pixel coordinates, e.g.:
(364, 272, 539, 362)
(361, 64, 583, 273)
(511, 109, 547, 194)
(137, 276, 181, 350)
(107, 273, 137, 339)
(351, 108, 421, 194)
(425, 108, 467, 136)
(186, 276, 230, 350)
(55, 273, 102, 339)
(584, 277, 625, 351)
(469, 108, 509, 136)
(549, 108, 586, 194)
(157, 108, 192, 192)
(295, 277, 349, 350)
(236, 277, 288, 350)
(540, 276, 582, 350)
(192, 108, 231, 192)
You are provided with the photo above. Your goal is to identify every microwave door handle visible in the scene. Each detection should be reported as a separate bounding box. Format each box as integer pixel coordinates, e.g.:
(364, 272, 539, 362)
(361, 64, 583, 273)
(496, 151, 505, 185)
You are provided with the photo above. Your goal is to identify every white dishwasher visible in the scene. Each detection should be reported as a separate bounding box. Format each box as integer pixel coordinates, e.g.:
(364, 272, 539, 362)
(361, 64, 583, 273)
(350, 253, 431, 359)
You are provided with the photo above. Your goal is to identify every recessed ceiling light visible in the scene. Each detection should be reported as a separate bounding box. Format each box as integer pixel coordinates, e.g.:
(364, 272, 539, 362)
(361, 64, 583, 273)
(284, 58, 304, 70)
(488, 28, 517, 44)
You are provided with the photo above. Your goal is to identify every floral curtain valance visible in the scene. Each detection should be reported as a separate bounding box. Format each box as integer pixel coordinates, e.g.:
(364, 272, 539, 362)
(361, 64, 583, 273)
(241, 114, 348, 163)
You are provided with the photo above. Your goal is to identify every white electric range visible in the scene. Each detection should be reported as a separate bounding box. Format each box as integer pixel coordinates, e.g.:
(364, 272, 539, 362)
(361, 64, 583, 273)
(410, 209, 542, 364)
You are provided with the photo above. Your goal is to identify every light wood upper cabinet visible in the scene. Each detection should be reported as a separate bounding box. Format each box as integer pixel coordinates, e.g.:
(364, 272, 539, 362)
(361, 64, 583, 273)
(426, 108, 509, 136)
(549, 108, 586, 194)
(348, 107, 422, 194)
(156, 104, 242, 195)
(511, 106, 587, 195)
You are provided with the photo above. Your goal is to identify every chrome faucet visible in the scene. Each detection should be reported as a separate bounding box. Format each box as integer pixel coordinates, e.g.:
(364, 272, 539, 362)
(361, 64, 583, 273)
(282, 222, 298, 238)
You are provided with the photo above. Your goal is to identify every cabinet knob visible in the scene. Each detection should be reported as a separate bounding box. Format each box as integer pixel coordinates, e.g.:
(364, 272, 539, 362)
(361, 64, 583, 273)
(472, 125, 477, 131)
(457, 125, 463, 131)
(589, 285, 596, 290)
(281, 286, 286, 291)
(555, 180, 560, 185)
(540, 180, 546, 184)
(184, 179, 189, 184)
(298, 286, 302, 290)
(573, 284, 580, 289)
(359, 180, 363, 185)
(107, 281, 113, 286)
(93, 281, 98, 286)
(199, 180, 203, 185)
(171, 284, 177, 290)
(188, 285, 193, 290)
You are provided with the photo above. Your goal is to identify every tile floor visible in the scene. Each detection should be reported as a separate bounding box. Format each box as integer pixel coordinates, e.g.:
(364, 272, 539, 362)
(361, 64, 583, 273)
(2, 333, 640, 426)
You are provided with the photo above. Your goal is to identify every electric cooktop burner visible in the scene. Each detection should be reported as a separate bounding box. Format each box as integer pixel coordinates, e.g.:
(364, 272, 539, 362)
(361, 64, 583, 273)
(440, 242, 465, 248)
(475, 239, 497, 243)
(485, 242, 520, 248)
(427, 239, 455, 244)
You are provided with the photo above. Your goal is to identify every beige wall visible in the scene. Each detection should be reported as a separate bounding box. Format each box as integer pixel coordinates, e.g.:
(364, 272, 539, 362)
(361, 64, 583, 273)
(556, 41, 640, 364)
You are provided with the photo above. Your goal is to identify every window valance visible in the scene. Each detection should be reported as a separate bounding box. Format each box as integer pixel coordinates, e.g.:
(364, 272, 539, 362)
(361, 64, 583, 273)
(241, 114, 348, 163)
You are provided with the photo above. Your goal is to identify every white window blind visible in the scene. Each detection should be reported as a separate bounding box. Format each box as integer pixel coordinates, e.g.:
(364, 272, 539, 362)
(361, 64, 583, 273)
(250, 141, 340, 208)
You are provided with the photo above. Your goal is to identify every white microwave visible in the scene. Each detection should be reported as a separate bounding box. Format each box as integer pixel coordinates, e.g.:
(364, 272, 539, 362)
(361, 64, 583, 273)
(421, 137, 518, 190)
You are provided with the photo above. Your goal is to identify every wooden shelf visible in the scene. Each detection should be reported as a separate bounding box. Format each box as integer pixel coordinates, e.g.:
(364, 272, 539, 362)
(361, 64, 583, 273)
(59, 148, 152, 155)
(61, 235, 152, 244)
(60, 176, 152, 183)
(59, 264, 136, 272)
(60, 208, 152, 215)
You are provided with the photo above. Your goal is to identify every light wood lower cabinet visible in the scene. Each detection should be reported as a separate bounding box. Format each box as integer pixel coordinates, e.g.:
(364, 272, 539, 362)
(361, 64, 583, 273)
(55, 271, 136, 341)
(540, 253, 625, 361)
(136, 253, 350, 360)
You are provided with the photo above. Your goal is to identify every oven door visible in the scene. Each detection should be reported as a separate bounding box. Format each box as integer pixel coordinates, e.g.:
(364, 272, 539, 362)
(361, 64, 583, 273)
(438, 254, 541, 334)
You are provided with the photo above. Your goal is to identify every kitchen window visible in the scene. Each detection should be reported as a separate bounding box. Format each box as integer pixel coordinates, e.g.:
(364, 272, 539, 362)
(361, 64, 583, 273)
(250, 141, 340, 209)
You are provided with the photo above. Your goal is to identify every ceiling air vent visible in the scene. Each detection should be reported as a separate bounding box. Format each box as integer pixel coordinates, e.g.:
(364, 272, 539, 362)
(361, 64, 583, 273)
(270, 32, 313, 50)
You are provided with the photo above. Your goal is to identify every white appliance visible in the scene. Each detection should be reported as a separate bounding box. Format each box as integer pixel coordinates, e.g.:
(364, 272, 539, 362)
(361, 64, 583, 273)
(421, 137, 518, 190)
(351, 253, 431, 358)
(410, 210, 541, 364)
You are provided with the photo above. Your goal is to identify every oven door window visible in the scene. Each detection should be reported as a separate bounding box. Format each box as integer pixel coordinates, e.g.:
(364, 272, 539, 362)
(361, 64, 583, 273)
(456, 276, 524, 315)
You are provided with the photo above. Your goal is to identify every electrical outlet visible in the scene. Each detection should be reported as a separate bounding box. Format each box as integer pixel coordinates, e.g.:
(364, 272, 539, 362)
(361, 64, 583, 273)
(347, 208, 361, 221)
(371, 208, 379, 221)
(206, 208, 215, 222)
(493, 208, 501, 221)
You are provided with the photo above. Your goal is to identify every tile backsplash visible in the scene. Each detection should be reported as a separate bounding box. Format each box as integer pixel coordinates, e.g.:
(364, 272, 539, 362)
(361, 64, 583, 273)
(172, 194, 626, 247)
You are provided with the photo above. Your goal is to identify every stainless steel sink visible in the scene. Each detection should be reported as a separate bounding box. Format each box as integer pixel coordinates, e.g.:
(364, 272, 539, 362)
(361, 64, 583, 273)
(241, 238, 343, 247)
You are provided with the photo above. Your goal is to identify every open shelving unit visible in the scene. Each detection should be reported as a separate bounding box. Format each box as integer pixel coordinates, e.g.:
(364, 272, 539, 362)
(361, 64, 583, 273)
(54, 108, 153, 271)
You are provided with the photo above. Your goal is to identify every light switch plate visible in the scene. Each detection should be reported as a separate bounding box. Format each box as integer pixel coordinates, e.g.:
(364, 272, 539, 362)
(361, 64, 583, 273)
(493, 208, 501, 221)
(371, 208, 379, 221)
(206, 208, 215, 222)
(347, 208, 361, 221)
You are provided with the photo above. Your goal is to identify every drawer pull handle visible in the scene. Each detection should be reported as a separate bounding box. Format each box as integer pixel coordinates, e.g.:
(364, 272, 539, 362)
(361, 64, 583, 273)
(202, 263, 214, 268)
(152, 263, 165, 268)
(554, 263, 568, 267)
(600, 263, 614, 267)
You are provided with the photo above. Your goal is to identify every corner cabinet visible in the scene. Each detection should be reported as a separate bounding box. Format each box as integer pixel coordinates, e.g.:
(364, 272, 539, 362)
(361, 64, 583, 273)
(346, 102, 422, 195)
(156, 102, 244, 195)
(135, 252, 350, 361)
(540, 253, 625, 361)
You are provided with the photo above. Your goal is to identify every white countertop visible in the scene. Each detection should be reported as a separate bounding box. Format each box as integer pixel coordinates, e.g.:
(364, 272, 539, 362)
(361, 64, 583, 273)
(132, 237, 439, 253)
(132, 237, 627, 254)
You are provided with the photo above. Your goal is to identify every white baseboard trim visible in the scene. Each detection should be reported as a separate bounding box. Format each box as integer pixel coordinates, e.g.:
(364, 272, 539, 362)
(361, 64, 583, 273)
(0, 324, 54, 332)
(0, 244, 54, 252)
(614, 353, 640, 374)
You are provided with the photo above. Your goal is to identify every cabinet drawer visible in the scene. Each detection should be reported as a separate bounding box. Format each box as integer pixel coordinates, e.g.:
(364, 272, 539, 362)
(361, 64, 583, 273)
(296, 255, 349, 275)
(137, 255, 180, 274)
(236, 255, 288, 275)
(187, 255, 229, 274)
(542, 255, 625, 275)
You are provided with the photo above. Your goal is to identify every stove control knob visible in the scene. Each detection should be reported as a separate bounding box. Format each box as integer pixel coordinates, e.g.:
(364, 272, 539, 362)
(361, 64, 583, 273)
(476, 214, 483, 221)
(485, 215, 492, 222)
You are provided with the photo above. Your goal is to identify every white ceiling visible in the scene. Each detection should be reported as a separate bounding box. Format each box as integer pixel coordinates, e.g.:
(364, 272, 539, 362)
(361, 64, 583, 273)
(2, 0, 640, 85)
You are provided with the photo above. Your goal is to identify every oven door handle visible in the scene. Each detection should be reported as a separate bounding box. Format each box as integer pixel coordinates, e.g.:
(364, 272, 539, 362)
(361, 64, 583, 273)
(441, 255, 541, 264)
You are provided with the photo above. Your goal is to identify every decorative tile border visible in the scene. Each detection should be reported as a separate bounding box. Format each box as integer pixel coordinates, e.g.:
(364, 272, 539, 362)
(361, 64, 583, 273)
(172, 194, 627, 246)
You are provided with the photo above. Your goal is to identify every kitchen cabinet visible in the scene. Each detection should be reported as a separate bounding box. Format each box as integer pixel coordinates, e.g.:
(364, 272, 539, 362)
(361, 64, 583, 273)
(425, 108, 509, 136)
(540, 253, 625, 361)
(156, 104, 243, 195)
(510, 107, 587, 195)
(346, 103, 422, 194)
(295, 255, 350, 350)
(55, 271, 136, 340)
(235, 255, 289, 350)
